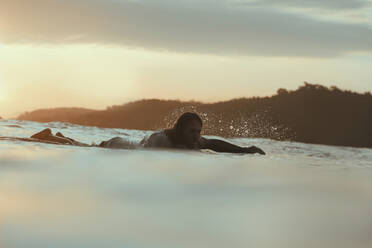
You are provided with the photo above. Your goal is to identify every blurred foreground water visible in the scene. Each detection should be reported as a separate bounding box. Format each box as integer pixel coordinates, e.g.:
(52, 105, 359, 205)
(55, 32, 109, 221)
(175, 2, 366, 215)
(1, 119, 372, 248)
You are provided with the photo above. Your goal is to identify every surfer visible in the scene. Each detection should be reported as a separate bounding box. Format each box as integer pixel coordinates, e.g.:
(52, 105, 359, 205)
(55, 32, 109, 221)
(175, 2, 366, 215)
(138, 112, 265, 154)
(29, 112, 265, 155)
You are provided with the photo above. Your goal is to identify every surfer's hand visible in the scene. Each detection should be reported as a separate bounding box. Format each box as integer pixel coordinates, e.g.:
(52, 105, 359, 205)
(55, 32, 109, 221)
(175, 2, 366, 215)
(245, 146, 265, 155)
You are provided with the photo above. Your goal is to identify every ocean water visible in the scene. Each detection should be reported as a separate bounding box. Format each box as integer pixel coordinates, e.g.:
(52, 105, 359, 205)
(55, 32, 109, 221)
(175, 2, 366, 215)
(0, 119, 371, 248)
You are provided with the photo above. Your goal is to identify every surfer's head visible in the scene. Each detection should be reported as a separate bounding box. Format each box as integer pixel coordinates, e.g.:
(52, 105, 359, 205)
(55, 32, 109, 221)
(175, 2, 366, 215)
(173, 112, 202, 148)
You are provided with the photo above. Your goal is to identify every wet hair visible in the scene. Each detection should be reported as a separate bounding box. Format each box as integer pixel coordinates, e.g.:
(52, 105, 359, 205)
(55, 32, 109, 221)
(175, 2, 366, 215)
(165, 112, 202, 145)
(173, 112, 202, 131)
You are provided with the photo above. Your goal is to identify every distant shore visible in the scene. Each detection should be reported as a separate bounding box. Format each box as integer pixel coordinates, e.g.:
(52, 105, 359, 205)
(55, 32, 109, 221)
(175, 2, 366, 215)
(16, 83, 372, 149)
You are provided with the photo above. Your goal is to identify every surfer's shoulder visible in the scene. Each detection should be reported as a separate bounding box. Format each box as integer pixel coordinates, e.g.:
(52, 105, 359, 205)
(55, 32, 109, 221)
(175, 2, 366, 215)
(198, 136, 209, 149)
(143, 130, 172, 148)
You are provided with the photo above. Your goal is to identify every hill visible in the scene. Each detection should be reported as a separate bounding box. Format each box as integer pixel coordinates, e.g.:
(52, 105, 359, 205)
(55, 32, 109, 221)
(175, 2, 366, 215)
(17, 83, 372, 148)
(17, 108, 96, 123)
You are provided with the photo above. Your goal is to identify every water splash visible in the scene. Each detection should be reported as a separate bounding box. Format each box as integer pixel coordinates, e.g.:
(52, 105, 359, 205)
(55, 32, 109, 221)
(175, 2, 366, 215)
(160, 106, 296, 141)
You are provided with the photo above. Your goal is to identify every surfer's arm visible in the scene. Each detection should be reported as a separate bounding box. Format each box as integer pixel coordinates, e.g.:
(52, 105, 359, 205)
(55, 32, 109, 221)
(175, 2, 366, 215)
(200, 137, 265, 155)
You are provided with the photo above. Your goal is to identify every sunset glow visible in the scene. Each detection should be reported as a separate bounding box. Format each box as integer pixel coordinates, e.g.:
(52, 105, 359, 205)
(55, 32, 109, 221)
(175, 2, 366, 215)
(0, 0, 371, 118)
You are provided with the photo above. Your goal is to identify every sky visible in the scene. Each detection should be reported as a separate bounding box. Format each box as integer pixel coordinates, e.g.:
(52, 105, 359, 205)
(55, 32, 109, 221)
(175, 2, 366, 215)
(0, 0, 371, 118)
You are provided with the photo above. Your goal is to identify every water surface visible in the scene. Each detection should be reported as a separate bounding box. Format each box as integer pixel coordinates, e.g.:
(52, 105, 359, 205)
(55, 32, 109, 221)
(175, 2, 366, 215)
(1, 119, 371, 248)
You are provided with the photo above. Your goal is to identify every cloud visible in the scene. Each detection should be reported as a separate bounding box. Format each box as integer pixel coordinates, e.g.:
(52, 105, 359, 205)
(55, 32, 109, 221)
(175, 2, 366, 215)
(1, 0, 372, 57)
(241, 0, 372, 10)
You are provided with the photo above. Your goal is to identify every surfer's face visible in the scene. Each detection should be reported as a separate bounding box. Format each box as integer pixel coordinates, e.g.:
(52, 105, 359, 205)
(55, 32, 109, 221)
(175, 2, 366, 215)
(181, 120, 202, 148)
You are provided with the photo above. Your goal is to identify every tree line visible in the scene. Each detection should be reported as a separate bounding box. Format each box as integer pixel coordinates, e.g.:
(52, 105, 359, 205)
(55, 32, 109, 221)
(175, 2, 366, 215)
(17, 83, 372, 148)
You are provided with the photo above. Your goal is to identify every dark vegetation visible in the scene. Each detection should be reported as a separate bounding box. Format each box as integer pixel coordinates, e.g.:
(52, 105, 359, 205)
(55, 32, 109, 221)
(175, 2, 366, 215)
(18, 108, 95, 123)
(17, 83, 372, 148)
